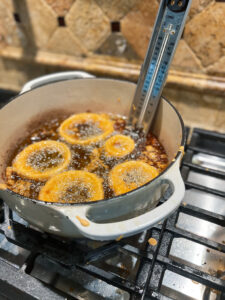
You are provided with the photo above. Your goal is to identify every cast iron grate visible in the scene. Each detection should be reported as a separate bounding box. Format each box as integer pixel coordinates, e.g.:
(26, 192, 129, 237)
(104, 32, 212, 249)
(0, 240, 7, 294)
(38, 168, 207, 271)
(0, 91, 225, 299)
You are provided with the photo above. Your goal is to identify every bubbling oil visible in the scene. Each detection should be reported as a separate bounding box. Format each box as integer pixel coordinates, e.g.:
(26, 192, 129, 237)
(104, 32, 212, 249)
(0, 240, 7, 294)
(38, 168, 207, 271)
(5, 113, 168, 202)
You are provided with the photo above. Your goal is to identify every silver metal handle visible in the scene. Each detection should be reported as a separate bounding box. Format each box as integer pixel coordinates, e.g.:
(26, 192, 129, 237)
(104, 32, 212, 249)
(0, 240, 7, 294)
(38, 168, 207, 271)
(20, 71, 94, 94)
(129, 0, 192, 134)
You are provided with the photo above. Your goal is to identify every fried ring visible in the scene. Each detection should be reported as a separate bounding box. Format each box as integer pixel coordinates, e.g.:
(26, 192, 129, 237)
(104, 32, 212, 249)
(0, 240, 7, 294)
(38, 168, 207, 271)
(39, 170, 104, 203)
(13, 140, 71, 181)
(104, 135, 135, 158)
(59, 113, 114, 145)
(109, 160, 159, 196)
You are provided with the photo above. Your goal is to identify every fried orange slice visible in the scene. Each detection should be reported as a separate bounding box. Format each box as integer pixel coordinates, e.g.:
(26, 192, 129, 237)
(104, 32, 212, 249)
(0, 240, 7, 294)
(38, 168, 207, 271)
(104, 135, 135, 158)
(109, 160, 159, 196)
(39, 170, 104, 203)
(84, 148, 109, 173)
(13, 141, 71, 181)
(59, 113, 114, 145)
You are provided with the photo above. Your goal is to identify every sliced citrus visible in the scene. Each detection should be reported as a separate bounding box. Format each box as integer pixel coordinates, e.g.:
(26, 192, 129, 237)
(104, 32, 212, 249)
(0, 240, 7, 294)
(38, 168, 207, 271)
(84, 148, 109, 173)
(39, 170, 104, 203)
(13, 140, 71, 181)
(109, 160, 159, 196)
(59, 113, 114, 145)
(104, 135, 135, 158)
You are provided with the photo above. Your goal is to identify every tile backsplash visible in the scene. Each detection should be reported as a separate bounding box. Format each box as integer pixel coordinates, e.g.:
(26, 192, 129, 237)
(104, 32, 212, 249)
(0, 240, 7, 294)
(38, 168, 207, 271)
(0, 0, 224, 131)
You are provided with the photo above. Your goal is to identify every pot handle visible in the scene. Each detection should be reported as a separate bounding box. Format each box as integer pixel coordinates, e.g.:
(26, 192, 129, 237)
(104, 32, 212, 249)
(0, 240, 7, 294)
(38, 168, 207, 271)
(20, 71, 94, 94)
(73, 168, 185, 241)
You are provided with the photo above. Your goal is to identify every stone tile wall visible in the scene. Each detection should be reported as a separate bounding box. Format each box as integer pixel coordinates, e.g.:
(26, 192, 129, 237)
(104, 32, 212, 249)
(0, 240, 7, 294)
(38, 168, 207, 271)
(0, 0, 224, 75)
(0, 0, 224, 131)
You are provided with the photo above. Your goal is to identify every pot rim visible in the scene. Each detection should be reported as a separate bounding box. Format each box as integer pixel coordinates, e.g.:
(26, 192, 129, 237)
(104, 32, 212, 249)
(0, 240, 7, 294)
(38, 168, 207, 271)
(1, 78, 186, 206)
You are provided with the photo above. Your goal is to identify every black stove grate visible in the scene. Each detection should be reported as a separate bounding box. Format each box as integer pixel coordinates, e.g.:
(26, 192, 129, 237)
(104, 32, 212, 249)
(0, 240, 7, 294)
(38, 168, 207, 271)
(0, 91, 225, 299)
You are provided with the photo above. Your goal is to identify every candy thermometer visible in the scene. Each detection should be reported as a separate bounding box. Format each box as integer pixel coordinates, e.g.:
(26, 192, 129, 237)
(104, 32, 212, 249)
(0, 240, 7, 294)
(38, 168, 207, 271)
(129, 0, 192, 134)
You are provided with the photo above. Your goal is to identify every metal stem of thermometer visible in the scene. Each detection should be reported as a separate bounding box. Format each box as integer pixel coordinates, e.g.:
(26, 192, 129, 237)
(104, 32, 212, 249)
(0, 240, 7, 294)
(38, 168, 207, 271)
(129, 0, 192, 134)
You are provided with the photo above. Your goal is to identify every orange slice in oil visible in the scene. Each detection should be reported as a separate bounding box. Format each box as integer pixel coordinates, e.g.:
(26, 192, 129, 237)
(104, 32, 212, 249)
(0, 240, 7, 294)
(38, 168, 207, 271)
(39, 170, 104, 203)
(104, 135, 135, 158)
(59, 113, 114, 145)
(109, 160, 159, 196)
(13, 140, 71, 181)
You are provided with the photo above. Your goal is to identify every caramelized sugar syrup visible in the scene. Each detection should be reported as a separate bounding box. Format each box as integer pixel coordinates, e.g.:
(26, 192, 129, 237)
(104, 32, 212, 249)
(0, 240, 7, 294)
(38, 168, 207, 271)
(5, 114, 168, 202)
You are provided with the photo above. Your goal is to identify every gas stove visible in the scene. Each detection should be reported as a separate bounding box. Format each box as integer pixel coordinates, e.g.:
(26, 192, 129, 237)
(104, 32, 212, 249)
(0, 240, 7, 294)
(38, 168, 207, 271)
(0, 90, 224, 300)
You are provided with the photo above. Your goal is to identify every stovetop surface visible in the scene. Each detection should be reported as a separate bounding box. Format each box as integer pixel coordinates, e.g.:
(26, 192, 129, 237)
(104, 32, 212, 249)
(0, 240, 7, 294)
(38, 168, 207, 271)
(0, 90, 225, 300)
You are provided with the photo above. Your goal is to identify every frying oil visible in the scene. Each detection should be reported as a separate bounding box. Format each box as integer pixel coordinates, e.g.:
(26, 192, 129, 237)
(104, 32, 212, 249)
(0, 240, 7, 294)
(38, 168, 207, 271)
(5, 113, 168, 201)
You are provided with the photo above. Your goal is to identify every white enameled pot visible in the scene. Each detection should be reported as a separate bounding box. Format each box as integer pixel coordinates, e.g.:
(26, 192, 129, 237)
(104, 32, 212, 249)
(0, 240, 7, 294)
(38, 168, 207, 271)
(0, 72, 185, 240)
